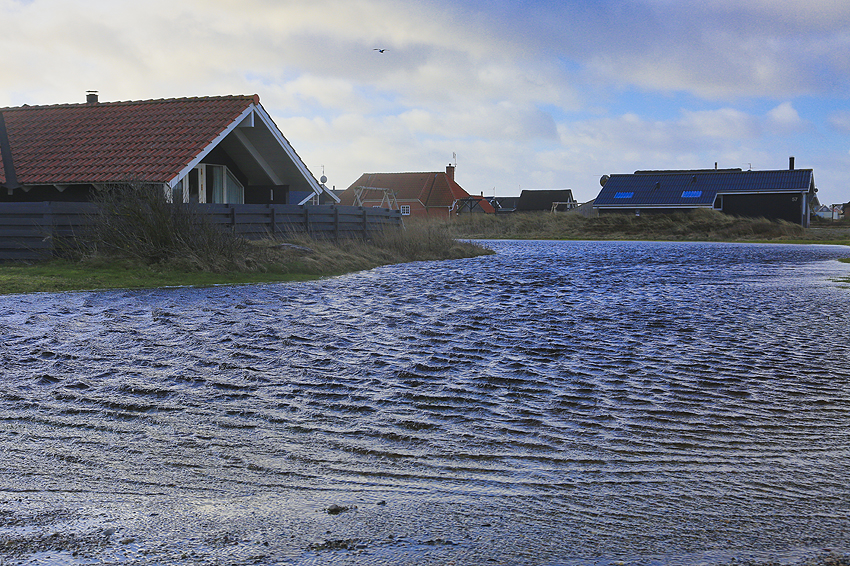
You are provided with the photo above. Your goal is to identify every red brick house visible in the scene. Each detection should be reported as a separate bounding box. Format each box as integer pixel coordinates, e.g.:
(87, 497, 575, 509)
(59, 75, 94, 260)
(0, 93, 337, 205)
(338, 165, 495, 219)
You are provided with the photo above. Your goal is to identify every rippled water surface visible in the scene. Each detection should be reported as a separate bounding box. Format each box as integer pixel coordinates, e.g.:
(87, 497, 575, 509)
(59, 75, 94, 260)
(2, 240, 850, 565)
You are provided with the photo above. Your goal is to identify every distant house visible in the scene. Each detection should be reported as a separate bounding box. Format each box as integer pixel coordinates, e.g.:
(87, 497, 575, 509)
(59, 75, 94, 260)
(515, 189, 578, 212)
(813, 205, 829, 218)
(0, 93, 337, 205)
(338, 165, 495, 218)
(488, 196, 519, 213)
(593, 159, 817, 227)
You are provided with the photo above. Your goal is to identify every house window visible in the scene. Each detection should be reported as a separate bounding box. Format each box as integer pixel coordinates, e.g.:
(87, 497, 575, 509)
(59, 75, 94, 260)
(400, 205, 411, 215)
(170, 179, 184, 203)
(208, 164, 244, 204)
(682, 190, 702, 198)
(614, 192, 634, 199)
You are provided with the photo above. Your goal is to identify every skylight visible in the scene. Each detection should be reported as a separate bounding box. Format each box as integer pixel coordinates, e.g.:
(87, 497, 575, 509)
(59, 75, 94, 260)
(681, 190, 702, 198)
(614, 192, 634, 199)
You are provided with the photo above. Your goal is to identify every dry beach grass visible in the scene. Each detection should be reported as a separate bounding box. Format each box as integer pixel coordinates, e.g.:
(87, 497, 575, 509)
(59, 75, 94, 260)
(435, 208, 850, 244)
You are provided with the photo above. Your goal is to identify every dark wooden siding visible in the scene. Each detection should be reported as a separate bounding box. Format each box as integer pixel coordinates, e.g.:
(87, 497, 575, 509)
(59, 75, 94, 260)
(0, 185, 93, 202)
(718, 193, 804, 224)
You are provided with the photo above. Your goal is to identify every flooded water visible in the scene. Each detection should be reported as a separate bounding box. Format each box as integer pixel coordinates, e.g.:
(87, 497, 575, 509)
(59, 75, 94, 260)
(2, 240, 850, 566)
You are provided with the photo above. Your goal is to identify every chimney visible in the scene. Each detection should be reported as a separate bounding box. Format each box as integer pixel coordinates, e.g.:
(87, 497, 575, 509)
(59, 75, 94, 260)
(86, 91, 99, 104)
(446, 164, 455, 181)
(789, 156, 795, 170)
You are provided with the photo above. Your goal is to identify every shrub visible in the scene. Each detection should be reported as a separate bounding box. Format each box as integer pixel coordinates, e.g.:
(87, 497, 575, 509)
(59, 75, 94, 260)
(79, 181, 252, 272)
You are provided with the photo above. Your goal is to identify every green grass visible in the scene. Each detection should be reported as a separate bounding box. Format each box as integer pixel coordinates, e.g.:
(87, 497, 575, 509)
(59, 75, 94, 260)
(0, 224, 494, 295)
(0, 260, 322, 295)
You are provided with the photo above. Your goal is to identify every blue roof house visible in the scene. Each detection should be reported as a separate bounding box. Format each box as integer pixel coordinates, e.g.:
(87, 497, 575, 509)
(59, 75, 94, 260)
(593, 157, 817, 227)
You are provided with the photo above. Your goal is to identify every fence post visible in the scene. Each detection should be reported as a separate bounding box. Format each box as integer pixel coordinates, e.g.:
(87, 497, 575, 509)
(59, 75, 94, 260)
(270, 205, 276, 237)
(230, 205, 237, 232)
(42, 201, 55, 257)
(304, 206, 310, 236)
(334, 206, 340, 241)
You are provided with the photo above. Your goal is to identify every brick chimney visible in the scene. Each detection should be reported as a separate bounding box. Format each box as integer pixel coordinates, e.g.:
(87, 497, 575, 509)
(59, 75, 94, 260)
(446, 164, 455, 182)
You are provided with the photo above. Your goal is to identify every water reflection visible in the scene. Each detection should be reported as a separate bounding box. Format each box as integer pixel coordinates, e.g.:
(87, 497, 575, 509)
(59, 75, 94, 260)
(1, 241, 849, 565)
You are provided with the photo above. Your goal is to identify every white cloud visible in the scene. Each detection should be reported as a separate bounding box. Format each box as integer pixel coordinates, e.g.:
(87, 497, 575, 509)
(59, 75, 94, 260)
(767, 102, 805, 131)
(828, 111, 850, 133)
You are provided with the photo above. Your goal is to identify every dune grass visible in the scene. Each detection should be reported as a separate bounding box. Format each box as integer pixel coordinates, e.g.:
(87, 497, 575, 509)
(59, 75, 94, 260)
(435, 208, 850, 244)
(0, 222, 494, 295)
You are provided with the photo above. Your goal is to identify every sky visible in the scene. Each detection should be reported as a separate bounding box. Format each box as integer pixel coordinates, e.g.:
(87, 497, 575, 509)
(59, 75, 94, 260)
(2, 0, 850, 205)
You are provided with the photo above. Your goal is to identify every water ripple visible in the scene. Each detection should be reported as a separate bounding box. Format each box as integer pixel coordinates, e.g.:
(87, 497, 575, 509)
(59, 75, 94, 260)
(1, 241, 850, 564)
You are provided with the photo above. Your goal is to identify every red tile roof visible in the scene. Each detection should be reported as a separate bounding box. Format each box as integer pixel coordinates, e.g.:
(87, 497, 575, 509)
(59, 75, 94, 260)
(0, 95, 258, 186)
(340, 171, 495, 212)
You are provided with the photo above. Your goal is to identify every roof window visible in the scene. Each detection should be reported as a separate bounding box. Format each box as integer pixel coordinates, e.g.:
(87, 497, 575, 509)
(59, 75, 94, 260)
(614, 192, 634, 199)
(681, 190, 702, 198)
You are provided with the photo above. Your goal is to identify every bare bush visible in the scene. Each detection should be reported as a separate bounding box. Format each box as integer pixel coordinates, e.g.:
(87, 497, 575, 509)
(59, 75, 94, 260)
(81, 181, 252, 272)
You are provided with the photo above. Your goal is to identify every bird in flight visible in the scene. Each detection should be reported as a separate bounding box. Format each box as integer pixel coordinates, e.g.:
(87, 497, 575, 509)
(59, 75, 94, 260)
(374, 48, 387, 53)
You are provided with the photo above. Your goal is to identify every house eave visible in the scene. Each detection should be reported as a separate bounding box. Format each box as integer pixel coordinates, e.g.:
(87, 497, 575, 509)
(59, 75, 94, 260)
(167, 105, 256, 189)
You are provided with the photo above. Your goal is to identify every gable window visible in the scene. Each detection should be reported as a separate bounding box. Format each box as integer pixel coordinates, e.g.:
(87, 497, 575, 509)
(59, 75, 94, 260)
(682, 190, 702, 198)
(400, 205, 411, 215)
(614, 192, 634, 199)
(208, 164, 244, 204)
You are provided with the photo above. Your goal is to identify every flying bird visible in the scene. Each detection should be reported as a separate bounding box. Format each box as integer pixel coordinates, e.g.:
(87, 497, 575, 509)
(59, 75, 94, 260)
(373, 48, 387, 53)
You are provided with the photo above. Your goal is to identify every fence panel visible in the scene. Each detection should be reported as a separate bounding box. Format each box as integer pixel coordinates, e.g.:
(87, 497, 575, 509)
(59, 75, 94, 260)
(0, 202, 402, 261)
(0, 202, 54, 260)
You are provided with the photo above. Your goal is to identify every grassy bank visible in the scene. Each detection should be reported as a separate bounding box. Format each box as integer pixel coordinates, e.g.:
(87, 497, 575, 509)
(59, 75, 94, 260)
(4, 203, 850, 295)
(433, 209, 850, 245)
(0, 224, 493, 295)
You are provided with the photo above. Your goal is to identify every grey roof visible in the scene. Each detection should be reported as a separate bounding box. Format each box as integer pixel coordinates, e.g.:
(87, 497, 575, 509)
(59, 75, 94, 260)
(594, 169, 814, 209)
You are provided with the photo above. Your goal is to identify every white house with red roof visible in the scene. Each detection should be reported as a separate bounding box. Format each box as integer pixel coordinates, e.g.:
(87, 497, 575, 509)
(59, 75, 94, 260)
(338, 165, 495, 219)
(0, 93, 337, 206)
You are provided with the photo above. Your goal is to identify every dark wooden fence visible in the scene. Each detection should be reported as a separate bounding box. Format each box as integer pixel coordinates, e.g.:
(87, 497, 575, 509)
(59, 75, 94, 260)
(0, 202, 402, 261)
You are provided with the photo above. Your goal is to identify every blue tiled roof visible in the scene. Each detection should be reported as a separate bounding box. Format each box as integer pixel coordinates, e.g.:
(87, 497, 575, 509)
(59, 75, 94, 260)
(594, 169, 814, 208)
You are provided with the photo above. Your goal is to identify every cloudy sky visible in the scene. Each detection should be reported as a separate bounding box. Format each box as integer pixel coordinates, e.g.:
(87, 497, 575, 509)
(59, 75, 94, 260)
(2, 0, 850, 205)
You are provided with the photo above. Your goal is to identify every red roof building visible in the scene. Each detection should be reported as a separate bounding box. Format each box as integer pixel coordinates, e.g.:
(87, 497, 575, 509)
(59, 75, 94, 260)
(0, 93, 336, 205)
(338, 165, 494, 219)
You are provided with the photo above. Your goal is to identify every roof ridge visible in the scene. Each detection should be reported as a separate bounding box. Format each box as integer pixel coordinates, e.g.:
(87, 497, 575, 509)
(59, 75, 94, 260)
(364, 171, 444, 176)
(0, 94, 259, 113)
(630, 168, 812, 175)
